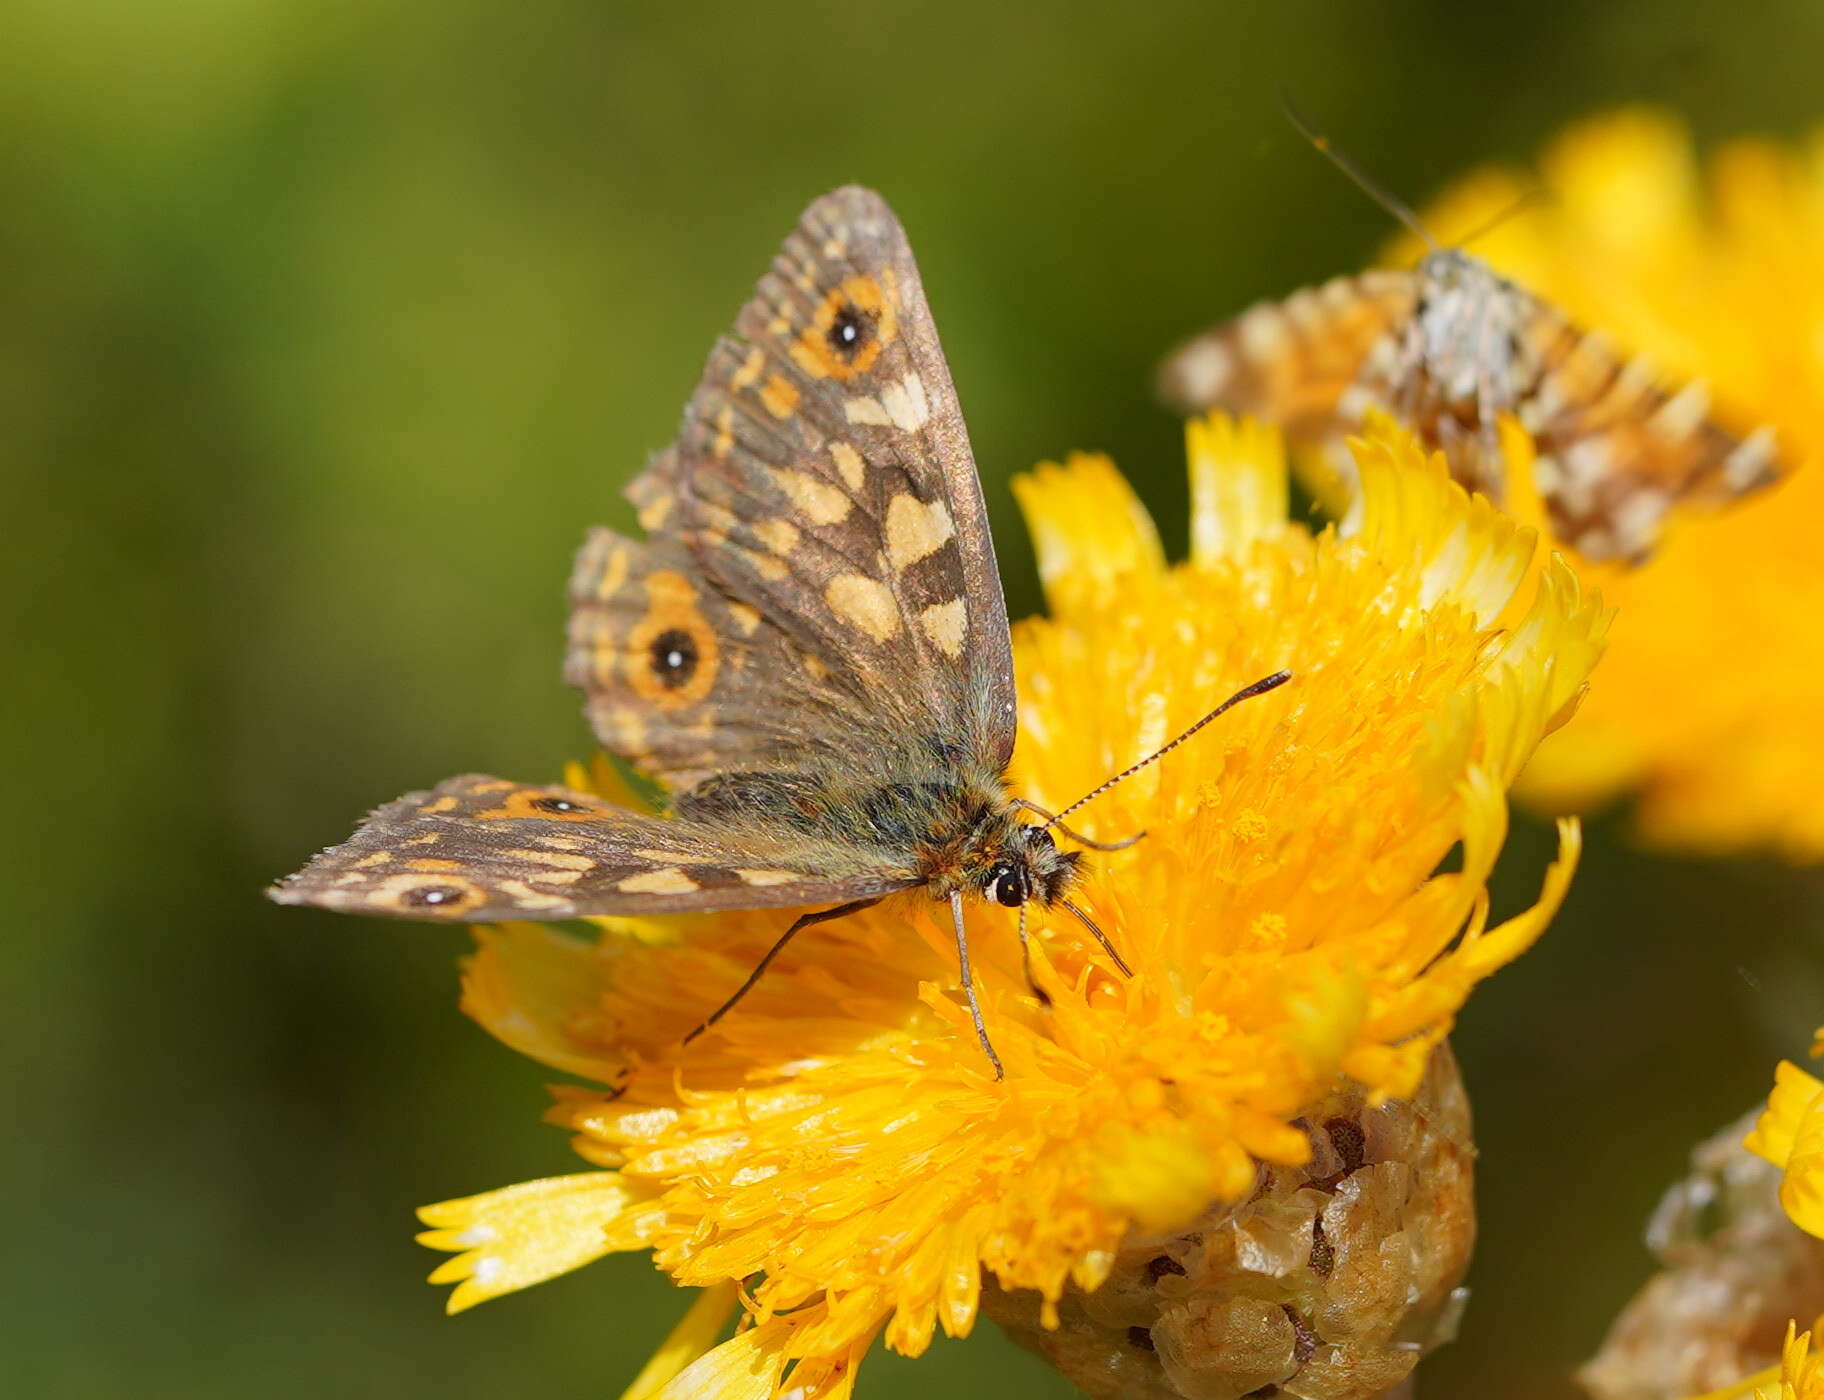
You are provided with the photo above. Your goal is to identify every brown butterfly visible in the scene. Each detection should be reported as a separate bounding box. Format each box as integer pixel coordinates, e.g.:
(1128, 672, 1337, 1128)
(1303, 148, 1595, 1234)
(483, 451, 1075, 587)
(1156, 119, 1781, 564)
(268, 187, 1290, 1077)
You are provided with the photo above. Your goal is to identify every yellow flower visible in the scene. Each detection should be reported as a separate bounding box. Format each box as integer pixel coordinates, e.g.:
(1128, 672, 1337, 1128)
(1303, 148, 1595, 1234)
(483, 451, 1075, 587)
(1689, 1322, 1824, 1400)
(417, 416, 1603, 1396)
(1749, 1046, 1824, 1242)
(1650, 1037, 1824, 1400)
(1401, 109, 1824, 859)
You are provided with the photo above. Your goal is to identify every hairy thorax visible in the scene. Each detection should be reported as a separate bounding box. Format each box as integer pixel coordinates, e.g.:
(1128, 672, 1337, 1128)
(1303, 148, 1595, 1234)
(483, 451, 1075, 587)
(1410, 250, 1527, 418)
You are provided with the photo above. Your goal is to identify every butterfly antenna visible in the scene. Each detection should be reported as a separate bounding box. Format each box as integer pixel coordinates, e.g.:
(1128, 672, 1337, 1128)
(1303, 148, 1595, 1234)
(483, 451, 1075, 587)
(1044, 671, 1293, 831)
(1454, 186, 1550, 249)
(1278, 93, 1442, 254)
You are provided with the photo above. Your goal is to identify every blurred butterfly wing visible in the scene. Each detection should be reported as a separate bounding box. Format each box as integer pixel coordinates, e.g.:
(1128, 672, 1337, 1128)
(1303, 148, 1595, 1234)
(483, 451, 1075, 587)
(1157, 271, 1418, 445)
(1507, 298, 1781, 561)
(569, 186, 1017, 795)
(268, 775, 916, 923)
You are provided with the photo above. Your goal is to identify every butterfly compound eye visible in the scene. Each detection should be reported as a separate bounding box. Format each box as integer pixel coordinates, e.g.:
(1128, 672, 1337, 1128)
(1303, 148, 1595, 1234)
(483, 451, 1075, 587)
(648, 628, 700, 689)
(989, 863, 1027, 907)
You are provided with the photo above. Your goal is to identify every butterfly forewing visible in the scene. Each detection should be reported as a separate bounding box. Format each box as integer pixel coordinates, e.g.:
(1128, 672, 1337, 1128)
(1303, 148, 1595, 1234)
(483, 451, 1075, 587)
(269, 775, 915, 922)
(578, 186, 1015, 785)
(1158, 271, 1417, 442)
(1504, 298, 1779, 560)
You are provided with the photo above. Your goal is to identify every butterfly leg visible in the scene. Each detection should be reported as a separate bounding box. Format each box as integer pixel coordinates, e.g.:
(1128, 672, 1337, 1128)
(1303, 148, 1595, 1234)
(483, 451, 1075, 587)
(684, 897, 883, 1046)
(1016, 903, 1052, 1008)
(949, 892, 1005, 1079)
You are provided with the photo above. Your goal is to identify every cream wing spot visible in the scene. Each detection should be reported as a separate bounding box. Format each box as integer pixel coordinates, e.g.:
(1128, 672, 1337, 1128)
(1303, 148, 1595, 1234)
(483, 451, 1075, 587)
(829, 441, 867, 491)
(735, 868, 802, 886)
(884, 494, 955, 570)
(919, 599, 968, 657)
(844, 396, 893, 427)
(1238, 304, 1290, 361)
(495, 879, 570, 911)
(637, 493, 674, 531)
(740, 547, 789, 582)
(1336, 384, 1377, 425)
(825, 573, 901, 641)
(617, 868, 700, 895)
(753, 518, 801, 556)
(730, 348, 766, 391)
(503, 849, 595, 871)
(1171, 340, 1234, 402)
(593, 546, 630, 601)
(727, 600, 763, 634)
(880, 373, 930, 431)
(1284, 288, 1324, 332)
(771, 468, 852, 525)
(1319, 275, 1360, 309)
(1652, 380, 1710, 439)
(1614, 349, 1659, 402)
(759, 374, 800, 419)
(1610, 489, 1669, 558)
(1725, 426, 1778, 488)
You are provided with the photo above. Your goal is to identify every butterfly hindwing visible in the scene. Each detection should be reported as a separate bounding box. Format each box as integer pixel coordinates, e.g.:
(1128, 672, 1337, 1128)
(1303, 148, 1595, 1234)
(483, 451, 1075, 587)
(1504, 297, 1779, 560)
(582, 186, 1015, 788)
(269, 774, 915, 922)
(1157, 270, 1417, 443)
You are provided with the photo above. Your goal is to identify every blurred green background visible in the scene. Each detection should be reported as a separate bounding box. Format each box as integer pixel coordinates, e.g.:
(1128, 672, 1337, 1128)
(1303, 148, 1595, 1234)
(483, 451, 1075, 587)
(11, 2, 1824, 1395)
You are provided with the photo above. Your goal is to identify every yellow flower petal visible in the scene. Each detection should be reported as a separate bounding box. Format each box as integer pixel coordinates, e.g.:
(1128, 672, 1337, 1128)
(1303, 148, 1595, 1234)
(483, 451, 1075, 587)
(1011, 451, 1163, 613)
(1092, 1127, 1221, 1234)
(460, 923, 621, 1081)
(1747, 1058, 1824, 1241)
(1746, 1059, 1824, 1168)
(416, 1172, 655, 1313)
(1186, 413, 1289, 565)
(619, 1282, 740, 1400)
(646, 1317, 792, 1400)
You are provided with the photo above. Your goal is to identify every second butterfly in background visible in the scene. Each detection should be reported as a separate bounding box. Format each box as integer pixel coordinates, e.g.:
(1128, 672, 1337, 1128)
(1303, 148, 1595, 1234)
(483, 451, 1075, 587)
(1157, 120, 1783, 564)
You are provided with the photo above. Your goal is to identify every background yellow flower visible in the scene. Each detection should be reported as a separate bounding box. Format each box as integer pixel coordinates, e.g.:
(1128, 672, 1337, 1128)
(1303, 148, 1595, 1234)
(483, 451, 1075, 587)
(1397, 109, 1824, 859)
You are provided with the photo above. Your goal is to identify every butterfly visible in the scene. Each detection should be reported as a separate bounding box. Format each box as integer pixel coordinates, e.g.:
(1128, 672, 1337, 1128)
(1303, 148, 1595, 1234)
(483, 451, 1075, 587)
(268, 186, 1291, 1077)
(1155, 121, 1781, 565)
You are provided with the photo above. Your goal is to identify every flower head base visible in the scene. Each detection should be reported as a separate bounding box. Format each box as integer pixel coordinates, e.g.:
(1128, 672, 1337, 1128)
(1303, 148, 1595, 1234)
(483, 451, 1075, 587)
(1399, 110, 1824, 859)
(982, 1044, 1473, 1400)
(420, 416, 1602, 1398)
